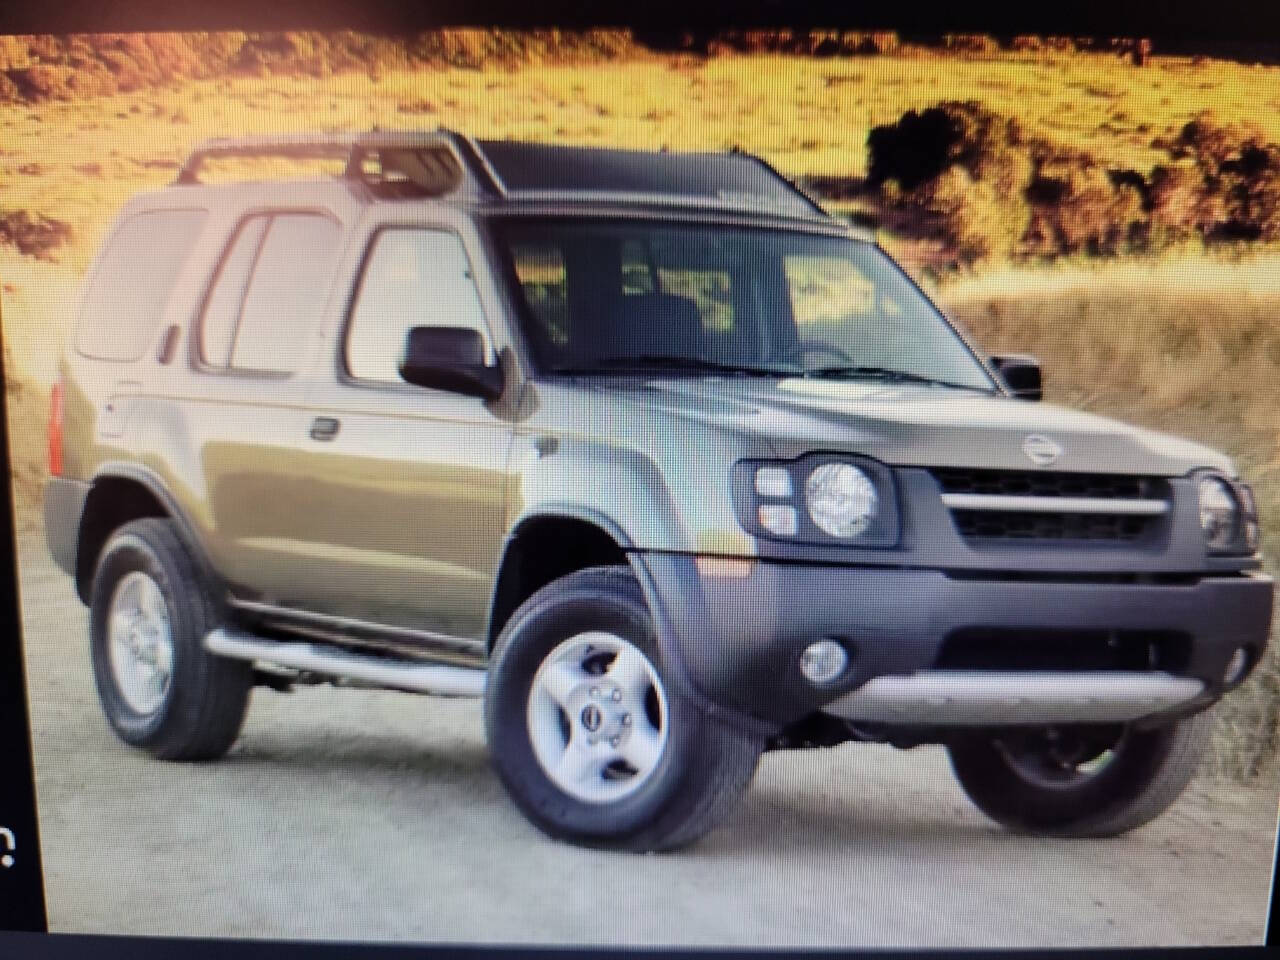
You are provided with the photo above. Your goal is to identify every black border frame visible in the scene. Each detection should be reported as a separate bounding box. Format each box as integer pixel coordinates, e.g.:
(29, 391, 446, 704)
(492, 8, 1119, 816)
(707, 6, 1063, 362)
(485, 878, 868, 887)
(0, 331, 49, 933)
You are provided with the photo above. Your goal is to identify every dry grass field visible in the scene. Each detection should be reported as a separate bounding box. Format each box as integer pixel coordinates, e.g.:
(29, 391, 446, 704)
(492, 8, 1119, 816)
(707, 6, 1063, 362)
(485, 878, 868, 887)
(2, 33, 1278, 777)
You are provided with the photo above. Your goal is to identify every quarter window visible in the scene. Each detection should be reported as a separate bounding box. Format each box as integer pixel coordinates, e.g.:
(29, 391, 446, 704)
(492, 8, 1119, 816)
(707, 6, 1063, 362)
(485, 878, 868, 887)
(75, 209, 208, 362)
(345, 229, 489, 384)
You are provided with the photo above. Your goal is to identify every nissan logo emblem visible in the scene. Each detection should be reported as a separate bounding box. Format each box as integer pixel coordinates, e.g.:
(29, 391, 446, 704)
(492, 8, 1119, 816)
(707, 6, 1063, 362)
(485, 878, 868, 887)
(1022, 434, 1063, 467)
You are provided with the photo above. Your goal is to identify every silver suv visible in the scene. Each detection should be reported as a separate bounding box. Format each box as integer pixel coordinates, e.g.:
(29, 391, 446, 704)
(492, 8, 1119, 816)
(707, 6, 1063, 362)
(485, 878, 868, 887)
(44, 131, 1273, 850)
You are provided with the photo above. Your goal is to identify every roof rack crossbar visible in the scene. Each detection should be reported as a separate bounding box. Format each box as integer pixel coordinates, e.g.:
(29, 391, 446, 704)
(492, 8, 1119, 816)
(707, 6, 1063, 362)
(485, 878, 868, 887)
(173, 130, 502, 195)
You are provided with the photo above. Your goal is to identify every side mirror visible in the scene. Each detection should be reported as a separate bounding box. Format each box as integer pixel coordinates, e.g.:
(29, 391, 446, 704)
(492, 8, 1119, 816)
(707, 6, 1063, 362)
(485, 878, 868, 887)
(399, 326, 503, 400)
(989, 353, 1042, 401)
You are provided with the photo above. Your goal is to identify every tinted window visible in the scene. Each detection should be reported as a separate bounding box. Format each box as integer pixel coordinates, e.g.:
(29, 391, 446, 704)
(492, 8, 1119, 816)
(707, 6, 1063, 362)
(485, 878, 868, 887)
(231, 214, 342, 374)
(199, 216, 269, 367)
(75, 209, 208, 361)
(345, 229, 489, 384)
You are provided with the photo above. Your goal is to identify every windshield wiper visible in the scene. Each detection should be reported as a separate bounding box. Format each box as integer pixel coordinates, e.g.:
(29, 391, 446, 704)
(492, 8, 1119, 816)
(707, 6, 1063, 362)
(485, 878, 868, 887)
(554, 355, 800, 377)
(804, 364, 998, 393)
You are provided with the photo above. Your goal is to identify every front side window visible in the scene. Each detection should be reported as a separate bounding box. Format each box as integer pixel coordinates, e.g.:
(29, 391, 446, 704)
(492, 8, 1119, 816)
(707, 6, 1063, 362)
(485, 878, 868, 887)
(345, 228, 489, 384)
(76, 209, 208, 362)
(494, 219, 995, 392)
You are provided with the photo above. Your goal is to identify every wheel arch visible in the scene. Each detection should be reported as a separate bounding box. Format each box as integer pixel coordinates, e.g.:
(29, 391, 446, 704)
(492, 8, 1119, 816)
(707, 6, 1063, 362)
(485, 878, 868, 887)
(75, 464, 218, 604)
(486, 508, 638, 651)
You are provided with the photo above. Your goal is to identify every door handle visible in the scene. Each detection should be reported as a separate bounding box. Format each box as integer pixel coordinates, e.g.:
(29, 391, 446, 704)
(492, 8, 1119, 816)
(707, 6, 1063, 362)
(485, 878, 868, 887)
(309, 416, 340, 441)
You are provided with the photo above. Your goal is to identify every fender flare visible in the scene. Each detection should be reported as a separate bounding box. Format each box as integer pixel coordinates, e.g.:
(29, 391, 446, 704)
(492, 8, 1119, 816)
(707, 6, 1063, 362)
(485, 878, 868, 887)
(80, 462, 223, 601)
(490, 506, 773, 738)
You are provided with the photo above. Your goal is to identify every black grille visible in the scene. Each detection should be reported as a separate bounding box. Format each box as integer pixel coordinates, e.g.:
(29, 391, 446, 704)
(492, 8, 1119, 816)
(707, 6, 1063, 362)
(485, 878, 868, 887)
(951, 510, 1151, 541)
(931, 468, 1164, 499)
(931, 468, 1169, 543)
(934, 628, 1191, 673)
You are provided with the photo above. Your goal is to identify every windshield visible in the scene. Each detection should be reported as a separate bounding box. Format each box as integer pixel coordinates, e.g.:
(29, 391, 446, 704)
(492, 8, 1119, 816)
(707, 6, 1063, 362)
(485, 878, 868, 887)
(493, 219, 997, 391)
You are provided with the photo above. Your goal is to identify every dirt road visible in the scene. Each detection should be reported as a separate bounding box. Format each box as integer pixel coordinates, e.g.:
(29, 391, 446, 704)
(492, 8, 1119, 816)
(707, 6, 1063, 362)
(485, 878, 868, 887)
(14, 542, 1278, 948)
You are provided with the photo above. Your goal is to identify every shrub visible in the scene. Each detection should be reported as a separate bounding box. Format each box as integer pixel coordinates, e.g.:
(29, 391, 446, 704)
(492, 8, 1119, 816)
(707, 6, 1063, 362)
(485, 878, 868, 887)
(855, 100, 1280, 266)
(1023, 161, 1146, 256)
(0, 210, 74, 261)
(865, 102, 1040, 264)
(913, 166, 1027, 263)
(1157, 113, 1280, 242)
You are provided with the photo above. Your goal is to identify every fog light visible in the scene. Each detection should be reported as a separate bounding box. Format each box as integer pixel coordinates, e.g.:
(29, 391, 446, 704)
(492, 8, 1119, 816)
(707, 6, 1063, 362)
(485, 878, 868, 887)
(799, 639, 849, 685)
(1224, 647, 1250, 685)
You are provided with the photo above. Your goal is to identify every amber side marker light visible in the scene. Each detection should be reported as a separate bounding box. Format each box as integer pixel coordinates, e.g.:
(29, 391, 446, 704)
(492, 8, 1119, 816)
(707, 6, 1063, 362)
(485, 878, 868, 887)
(48, 377, 63, 477)
(694, 556, 755, 578)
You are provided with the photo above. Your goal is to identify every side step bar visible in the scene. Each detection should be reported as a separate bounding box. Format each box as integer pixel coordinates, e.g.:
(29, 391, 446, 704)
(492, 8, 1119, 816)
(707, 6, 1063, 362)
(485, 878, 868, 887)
(822, 671, 1205, 726)
(204, 628, 486, 698)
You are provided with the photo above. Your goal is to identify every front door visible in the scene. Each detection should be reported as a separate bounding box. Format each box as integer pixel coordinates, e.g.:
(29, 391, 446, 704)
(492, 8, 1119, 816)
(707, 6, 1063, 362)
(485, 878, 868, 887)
(294, 223, 511, 640)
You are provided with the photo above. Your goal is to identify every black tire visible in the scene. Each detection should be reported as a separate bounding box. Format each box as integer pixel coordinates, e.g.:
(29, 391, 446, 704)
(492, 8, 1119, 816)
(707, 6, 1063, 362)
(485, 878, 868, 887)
(89, 518, 252, 761)
(485, 565, 762, 852)
(947, 710, 1213, 837)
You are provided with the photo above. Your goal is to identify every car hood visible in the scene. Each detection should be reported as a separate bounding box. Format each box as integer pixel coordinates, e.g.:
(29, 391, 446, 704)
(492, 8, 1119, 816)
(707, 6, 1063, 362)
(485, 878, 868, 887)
(579, 375, 1234, 477)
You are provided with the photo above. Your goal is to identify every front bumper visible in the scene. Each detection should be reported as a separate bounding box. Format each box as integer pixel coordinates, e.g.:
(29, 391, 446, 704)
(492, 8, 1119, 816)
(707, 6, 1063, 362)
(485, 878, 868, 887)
(638, 553, 1274, 731)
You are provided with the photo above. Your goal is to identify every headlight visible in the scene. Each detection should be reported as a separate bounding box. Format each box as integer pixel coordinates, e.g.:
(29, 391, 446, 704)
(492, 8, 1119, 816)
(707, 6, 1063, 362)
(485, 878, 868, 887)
(805, 463, 878, 538)
(734, 456, 899, 547)
(1198, 476, 1239, 551)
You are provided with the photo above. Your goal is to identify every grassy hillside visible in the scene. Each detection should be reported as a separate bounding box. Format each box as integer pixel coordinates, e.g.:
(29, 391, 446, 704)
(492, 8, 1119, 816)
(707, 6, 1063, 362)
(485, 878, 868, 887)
(1, 35, 1278, 778)
(5, 39, 1280, 270)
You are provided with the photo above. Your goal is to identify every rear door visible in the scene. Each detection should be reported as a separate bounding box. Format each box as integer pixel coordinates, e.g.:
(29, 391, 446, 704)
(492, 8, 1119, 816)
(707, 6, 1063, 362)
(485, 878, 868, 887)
(185, 209, 350, 603)
(288, 212, 512, 639)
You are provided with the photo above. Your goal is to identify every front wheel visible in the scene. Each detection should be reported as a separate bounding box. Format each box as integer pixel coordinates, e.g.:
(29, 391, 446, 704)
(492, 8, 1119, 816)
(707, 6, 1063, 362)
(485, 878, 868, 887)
(485, 566, 762, 851)
(947, 710, 1214, 837)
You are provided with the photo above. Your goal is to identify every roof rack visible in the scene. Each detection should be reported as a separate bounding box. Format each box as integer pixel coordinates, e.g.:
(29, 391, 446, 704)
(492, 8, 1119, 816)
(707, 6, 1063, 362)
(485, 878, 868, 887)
(173, 131, 833, 222)
(174, 129, 500, 197)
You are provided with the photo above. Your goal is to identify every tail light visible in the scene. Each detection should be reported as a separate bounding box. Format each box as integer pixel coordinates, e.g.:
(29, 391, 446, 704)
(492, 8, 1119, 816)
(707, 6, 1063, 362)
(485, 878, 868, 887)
(47, 377, 63, 477)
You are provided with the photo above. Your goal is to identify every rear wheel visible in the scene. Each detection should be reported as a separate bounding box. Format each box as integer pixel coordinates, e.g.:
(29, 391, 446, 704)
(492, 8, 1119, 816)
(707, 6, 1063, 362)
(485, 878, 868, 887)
(947, 711, 1213, 837)
(89, 518, 252, 761)
(485, 566, 762, 851)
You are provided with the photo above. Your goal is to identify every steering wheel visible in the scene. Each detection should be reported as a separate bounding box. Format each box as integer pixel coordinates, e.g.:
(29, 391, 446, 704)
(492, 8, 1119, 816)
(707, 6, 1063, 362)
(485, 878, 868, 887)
(784, 339, 855, 366)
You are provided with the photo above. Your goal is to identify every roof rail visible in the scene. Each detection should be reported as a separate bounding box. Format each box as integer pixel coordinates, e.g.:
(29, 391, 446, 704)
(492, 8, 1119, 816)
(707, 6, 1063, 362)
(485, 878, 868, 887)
(741, 154, 830, 219)
(172, 131, 833, 222)
(173, 129, 502, 197)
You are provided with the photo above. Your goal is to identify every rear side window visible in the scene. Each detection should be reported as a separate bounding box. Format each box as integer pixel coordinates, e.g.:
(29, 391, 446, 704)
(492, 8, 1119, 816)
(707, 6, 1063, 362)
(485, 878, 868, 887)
(198, 212, 342, 375)
(75, 209, 208, 361)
